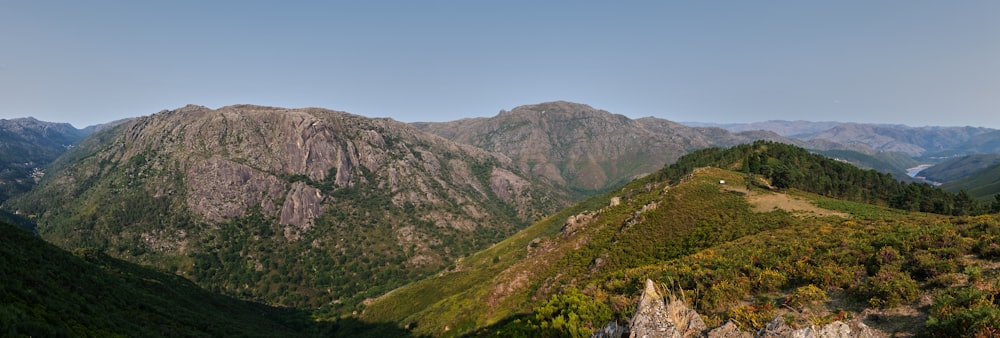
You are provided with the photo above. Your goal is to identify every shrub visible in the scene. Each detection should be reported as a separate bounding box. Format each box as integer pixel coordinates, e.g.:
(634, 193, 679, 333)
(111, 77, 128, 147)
(700, 277, 750, 312)
(727, 302, 775, 332)
(786, 284, 828, 309)
(926, 285, 1000, 337)
(753, 268, 787, 292)
(864, 267, 919, 308)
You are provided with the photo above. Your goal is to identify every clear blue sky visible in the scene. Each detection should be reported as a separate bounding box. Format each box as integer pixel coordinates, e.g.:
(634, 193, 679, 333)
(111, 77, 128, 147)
(2, 1, 998, 128)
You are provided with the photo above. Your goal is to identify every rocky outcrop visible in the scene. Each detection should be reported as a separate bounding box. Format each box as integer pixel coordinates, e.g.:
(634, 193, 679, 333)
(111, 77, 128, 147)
(185, 158, 285, 222)
(757, 317, 879, 338)
(279, 182, 325, 238)
(615, 280, 881, 338)
(629, 279, 707, 338)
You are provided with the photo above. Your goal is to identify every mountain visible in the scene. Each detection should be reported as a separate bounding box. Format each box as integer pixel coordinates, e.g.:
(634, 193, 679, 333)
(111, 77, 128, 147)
(0, 117, 88, 203)
(363, 141, 997, 337)
(413, 101, 723, 195)
(412, 101, 847, 197)
(7, 104, 569, 315)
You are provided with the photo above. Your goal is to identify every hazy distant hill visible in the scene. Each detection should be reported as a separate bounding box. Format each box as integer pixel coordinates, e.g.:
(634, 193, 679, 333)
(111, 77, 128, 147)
(683, 120, 842, 137)
(688, 120, 1000, 159)
(0, 118, 88, 202)
(8, 104, 569, 315)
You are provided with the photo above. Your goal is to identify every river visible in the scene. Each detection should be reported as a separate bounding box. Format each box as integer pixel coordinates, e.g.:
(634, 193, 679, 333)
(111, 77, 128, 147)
(906, 164, 942, 186)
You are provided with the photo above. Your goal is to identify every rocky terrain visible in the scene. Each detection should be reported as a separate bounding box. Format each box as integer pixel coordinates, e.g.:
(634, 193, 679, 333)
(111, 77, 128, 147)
(8, 104, 569, 312)
(594, 279, 880, 338)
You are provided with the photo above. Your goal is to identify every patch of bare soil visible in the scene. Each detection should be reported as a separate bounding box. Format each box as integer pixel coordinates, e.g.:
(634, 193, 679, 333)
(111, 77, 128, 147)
(723, 185, 849, 218)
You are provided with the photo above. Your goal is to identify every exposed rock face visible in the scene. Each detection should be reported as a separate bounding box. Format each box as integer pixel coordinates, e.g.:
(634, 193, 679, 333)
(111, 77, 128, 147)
(12, 104, 569, 309)
(757, 317, 879, 338)
(279, 182, 325, 238)
(629, 279, 707, 338)
(186, 158, 285, 222)
(620, 279, 881, 338)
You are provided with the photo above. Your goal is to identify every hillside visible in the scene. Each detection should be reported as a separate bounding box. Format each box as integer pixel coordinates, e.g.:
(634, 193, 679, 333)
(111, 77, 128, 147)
(921, 154, 1000, 183)
(7, 104, 569, 315)
(413, 101, 722, 195)
(939, 162, 1000, 201)
(0, 117, 88, 203)
(0, 221, 288, 336)
(363, 142, 1000, 337)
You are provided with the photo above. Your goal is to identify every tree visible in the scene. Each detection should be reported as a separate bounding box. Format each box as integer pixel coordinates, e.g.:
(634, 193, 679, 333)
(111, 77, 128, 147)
(953, 190, 975, 216)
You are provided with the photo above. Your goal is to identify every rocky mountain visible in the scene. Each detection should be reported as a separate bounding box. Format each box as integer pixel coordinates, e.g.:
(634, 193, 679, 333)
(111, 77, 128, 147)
(413, 101, 720, 195)
(0, 117, 88, 202)
(413, 101, 827, 196)
(365, 142, 998, 337)
(7, 104, 569, 314)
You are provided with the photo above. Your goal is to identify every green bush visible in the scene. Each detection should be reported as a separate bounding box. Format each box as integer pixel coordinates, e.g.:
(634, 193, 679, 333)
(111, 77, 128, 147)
(786, 284, 828, 309)
(864, 266, 919, 308)
(926, 285, 1000, 337)
(529, 287, 613, 338)
(727, 302, 775, 332)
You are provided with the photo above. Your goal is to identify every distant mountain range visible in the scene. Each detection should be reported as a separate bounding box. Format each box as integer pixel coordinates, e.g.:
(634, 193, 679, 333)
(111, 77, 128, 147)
(687, 120, 1000, 158)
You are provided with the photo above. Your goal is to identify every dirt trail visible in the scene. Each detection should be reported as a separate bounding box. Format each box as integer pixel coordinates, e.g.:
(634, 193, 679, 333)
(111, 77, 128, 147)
(723, 184, 849, 218)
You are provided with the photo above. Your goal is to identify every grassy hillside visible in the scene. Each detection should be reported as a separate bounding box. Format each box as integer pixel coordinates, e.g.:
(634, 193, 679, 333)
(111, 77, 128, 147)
(362, 142, 1000, 337)
(0, 220, 417, 337)
(940, 162, 1000, 201)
